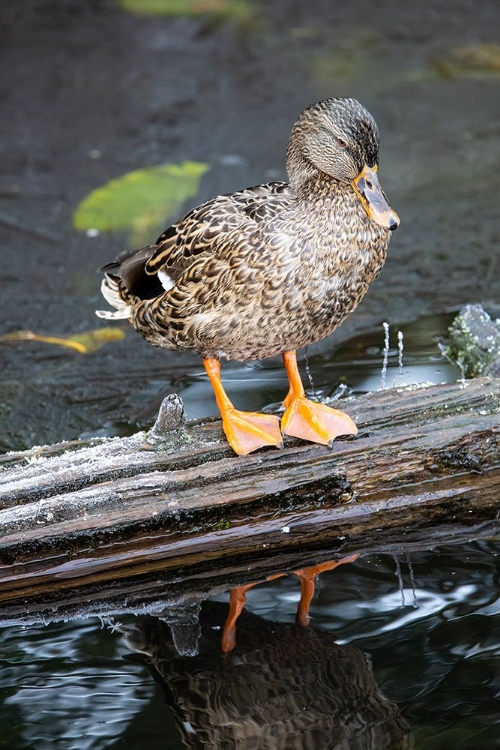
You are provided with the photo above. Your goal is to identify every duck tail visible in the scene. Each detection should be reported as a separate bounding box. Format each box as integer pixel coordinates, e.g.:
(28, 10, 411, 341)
(95, 273, 134, 320)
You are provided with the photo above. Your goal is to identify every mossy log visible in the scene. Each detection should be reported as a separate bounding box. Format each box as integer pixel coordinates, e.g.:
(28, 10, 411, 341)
(0, 378, 499, 625)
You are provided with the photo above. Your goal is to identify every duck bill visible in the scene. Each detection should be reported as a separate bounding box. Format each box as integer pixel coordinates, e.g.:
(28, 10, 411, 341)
(351, 165, 400, 231)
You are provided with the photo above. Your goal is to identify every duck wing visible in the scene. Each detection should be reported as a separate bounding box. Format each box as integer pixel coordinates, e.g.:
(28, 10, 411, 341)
(97, 181, 292, 322)
(145, 181, 290, 281)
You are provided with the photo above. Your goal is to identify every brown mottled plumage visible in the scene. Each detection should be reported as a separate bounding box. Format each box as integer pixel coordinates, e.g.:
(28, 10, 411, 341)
(97, 98, 399, 455)
(120, 603, 412, 749)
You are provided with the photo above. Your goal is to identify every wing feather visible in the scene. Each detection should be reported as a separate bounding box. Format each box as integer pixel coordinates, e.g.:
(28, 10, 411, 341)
(145, 181, 290, 279)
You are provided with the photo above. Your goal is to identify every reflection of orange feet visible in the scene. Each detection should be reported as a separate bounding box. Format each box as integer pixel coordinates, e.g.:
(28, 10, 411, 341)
(221, 555, 359, 650)
(222, 586, 249, 653)
(221, 408, 283, 456)
(222, 574, 286, 652)
(294, 554, 359, 627)
(282, 397, 357, 446)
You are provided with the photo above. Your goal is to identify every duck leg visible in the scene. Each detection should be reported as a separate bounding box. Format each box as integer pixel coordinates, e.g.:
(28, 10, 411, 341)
(293, 553, 359, 627)
(221, 574, 286, 652)
(204, 358, 282, 455)
(281, 350, 357, 445)
(222, 555, 359, 650)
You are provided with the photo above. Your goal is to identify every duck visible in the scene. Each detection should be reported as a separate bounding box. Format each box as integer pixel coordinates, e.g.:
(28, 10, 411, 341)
(96, 97, 399, 455)
(120, 603, 412, 749)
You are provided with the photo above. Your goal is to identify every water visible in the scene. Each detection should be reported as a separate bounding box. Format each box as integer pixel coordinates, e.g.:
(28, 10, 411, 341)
(0, 312, 459, 451)
(110, 313, 459, 429)
(1, 314, 498, 748)
(0, 541, 498, 749)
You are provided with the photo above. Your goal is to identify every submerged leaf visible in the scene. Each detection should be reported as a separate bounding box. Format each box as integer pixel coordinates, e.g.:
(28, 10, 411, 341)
(120, 0, 252, 19)
(0, 327, 125, 354)
(311, 30, 380, 87)
(432, 43, 500, 78)
(73, 161, 209, 245)
(70, 328, 127, 353)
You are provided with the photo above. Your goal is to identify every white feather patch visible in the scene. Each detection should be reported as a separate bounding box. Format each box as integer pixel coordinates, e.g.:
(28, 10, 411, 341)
(96, 277, 132, 319)
(158, 270, 175, 292)
(95, 308, 132, 320)
(100, 277, 123, 308)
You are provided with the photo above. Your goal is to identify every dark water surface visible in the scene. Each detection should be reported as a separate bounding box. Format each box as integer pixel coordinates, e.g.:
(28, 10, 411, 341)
(80, 312, 459, 440)
(0, 540, 498, 749)
(1, 2, 499, 746)
(1, 315, 499, 748)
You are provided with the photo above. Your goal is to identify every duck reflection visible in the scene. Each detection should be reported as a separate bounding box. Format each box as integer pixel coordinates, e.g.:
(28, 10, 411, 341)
(221, 554, 359, 652)
(119, 563, 412, 749)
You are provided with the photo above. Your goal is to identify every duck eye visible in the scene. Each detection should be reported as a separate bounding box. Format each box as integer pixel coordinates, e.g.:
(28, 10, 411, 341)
(336, 137, 348, 148)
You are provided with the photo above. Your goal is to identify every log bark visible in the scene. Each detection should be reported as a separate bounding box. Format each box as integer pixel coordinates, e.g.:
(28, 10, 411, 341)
(0, 377, 499, 625)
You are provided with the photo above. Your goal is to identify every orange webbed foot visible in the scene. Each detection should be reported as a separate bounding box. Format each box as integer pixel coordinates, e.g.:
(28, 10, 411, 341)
(203, 357, 283, 456)
(221, 408, 283, 456)
(281, 397, 357, 446)
(281, 350, 357, 447)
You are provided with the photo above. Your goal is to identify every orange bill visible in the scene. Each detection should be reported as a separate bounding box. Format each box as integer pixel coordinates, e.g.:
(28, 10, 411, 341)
(351, 164, 400, 231)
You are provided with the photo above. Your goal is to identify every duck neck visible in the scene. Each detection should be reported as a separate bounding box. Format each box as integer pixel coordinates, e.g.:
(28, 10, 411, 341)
(292, 169, 352, 209)
(287, 152, 318, 189)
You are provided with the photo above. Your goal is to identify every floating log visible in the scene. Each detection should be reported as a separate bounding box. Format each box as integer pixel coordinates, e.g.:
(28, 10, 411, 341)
(0, 378, 499, 625)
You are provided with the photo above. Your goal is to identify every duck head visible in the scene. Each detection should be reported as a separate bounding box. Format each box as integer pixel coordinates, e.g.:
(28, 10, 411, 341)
(287, 97, 400, 231)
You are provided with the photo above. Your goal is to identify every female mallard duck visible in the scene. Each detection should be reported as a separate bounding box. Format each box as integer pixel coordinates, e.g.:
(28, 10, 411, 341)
(97, 97, 399, 455)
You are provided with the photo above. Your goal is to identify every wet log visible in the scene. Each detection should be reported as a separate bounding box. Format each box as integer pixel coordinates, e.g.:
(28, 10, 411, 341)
(0, 378, 499, 623)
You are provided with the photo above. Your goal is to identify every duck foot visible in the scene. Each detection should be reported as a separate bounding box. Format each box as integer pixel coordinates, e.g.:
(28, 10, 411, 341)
(221, 408, 283, 456)
(281, 350, 357, 446)
(203, 357, 282, 455)
(281, 397, 357, 446)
